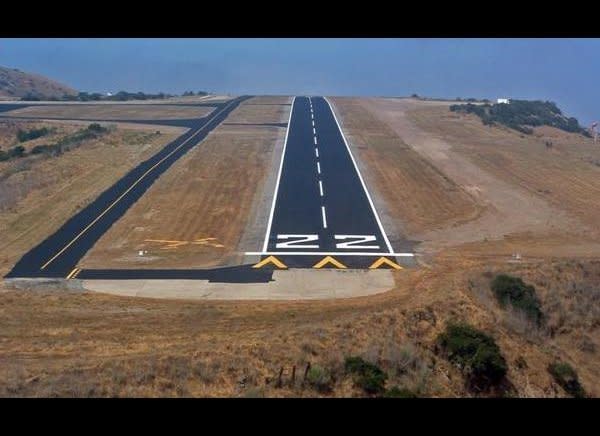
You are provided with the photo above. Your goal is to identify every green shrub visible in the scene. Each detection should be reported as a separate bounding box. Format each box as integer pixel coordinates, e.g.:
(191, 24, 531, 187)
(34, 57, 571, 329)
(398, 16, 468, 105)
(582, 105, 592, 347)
(306, 365, 333, 393)
(449, 99, 588, 136)
(344, 356, 387, 395)
(16, 127, 52, 142)
(0, 150, 9, 161)
(8, 145, 25, 158)
(437, 323, 507, 390)
(383, 386, 417, 398)
(87, 123, 107, 133)
(491, 274, 543, 325)
(548, 362, 586, 398)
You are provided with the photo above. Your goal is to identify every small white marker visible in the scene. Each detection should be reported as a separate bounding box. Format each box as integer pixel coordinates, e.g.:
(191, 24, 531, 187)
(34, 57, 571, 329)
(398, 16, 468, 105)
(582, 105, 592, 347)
(315, 148, 319, 158)
(313, 127, 316, 135)
(321, 206, 327, 229)
(312, 120, 315, 127)
(317, 161, 321, 174)
(314, 136, 317, 145)
(319, 180, 324, 196)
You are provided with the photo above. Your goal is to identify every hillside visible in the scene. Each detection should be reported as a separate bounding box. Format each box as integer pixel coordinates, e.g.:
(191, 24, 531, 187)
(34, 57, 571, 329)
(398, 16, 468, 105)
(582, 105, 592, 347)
(0, 66, 77, 100)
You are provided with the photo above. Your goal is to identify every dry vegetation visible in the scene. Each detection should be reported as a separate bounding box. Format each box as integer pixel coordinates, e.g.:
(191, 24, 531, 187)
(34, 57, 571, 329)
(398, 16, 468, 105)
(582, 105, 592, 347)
(80, 97, 290, 269)
(1, 257, 597, 397)
(0, 97, 598, 397)
(0, 119, 183, 276)
(4, 105, 213, 120)
(0, 66, 76, 99)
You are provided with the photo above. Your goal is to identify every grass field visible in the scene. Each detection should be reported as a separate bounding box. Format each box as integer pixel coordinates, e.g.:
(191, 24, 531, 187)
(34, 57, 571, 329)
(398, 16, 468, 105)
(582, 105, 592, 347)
(79, 97, 290, 269)
(4, 105, 214, 120)
(0, 120, 183, 276)
(0, 97, 598, 398)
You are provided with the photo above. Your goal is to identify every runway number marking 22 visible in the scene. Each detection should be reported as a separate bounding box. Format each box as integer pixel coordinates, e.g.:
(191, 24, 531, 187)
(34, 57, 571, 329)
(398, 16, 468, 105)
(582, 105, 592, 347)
(275, 234, 379, 250)
(334, 235, 380, 249)
(276, 234, 320, 249)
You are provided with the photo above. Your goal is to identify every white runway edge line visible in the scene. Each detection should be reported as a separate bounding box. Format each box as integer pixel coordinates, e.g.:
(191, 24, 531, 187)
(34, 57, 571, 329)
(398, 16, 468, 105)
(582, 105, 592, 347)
(245, 251, 415, 257)
(324, 97, 395, 254)
(321, 206, 328, 229)
(261, 96, 296, 252)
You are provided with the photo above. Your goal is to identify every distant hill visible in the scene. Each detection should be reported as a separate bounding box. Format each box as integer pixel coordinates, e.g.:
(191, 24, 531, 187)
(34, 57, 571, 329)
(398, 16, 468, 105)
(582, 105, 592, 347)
(0, 66, 77, 100)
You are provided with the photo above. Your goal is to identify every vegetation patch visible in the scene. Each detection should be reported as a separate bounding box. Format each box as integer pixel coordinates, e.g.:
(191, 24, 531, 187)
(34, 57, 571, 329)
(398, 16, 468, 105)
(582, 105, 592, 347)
(547, 362, 586, 398)
(0, 123, 109, 162)
(437, 323, 507, 391)
(449, 100, 590, 136)
(491, 274, 543, 325)
(306, 365, 333, 393)
(16, 126, 54, 142)
(344, 356, 387, 395)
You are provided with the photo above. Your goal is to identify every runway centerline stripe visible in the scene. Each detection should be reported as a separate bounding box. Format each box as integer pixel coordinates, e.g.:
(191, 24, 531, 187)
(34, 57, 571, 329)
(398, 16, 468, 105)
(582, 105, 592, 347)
(261, 97, 296, 253)
(317, 161, 321, 174)
(315, 148, 319, 158)
(324, 97, 394, 254)
(313, 136, 317, 145)
(40, 98, 240, 270)
(313, 127, 316, 135)
(321, 206, 328, 229)
(319, 180, 324, 196)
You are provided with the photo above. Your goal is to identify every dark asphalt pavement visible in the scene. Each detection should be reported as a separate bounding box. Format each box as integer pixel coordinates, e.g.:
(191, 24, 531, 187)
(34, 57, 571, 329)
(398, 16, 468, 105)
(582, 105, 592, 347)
(5, 96, 251, 279)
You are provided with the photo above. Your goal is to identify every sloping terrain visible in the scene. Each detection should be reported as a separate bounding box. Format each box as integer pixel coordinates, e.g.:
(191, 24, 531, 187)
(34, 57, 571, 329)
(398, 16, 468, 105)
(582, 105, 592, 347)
(0, 66, 77, 100)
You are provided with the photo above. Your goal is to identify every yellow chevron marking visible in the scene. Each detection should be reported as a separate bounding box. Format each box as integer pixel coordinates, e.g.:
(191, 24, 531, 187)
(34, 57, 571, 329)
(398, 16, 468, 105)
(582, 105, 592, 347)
(313, 256, 347, 269)
(252, 255, 287, 269)
(369, 257, 403, 270)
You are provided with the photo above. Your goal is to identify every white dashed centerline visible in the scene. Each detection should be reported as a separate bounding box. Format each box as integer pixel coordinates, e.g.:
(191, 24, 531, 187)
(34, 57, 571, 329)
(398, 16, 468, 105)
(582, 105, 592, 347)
(318, 180, 324, 197)
(312, 120, 315, 127)
(313, 127, 316, 135)
(314, 136, 317, 145)
(321, 206, 328, 229)
(317, 161, 321, 174)
(315, 148, 319, 158)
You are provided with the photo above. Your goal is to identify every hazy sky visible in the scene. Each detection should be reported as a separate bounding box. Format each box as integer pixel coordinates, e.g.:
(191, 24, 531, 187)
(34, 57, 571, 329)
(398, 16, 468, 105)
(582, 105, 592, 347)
(1, 38, 598, 124)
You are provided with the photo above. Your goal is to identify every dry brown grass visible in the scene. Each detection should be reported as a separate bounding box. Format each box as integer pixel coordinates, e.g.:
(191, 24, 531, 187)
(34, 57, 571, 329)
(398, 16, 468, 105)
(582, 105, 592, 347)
(80, 98, 289, 269)
(0, 122, 182, 276)
(4, 105, 213, 120)
(2, 256, 597, 397)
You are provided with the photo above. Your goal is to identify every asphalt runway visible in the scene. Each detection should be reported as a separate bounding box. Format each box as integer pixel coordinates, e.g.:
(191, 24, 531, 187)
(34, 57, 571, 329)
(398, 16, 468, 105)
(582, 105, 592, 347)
(247, 96, 414, 269)
(5, 96, 251, 279)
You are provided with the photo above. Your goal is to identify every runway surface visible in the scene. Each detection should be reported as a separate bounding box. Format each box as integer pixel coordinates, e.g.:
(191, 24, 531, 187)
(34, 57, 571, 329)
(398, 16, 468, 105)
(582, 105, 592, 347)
(248, 96, 414, 269)
(5, 96, 251, 279)
(5, 95, 414, 281)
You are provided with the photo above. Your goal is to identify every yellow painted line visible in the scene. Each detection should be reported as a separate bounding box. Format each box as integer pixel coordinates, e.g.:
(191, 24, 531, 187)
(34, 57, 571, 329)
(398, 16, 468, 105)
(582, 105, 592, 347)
(313, 256, 347, 269)
(40, 99, 239, 270)
(252, 255, 287, 269)
(71, 268, 82, 279)
(369, 257, 403, 270)
(65, 267, 79, 279)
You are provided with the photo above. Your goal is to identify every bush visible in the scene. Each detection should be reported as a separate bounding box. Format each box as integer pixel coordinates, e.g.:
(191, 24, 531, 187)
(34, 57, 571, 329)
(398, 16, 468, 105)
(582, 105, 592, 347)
(548, 362, 586, 398)
(16, 127, 52, 142)
(491, 274, 543, 325)
(383, 386, 417, 398)
(344, 356, 387, 395)
(449, 99, 588, 136)
(87, 123, 107, 133)
(306, 365, 333, 393)
(0, 150, 9, 161)
(8, 145, 25, 158)
(437, 323, 507, 390)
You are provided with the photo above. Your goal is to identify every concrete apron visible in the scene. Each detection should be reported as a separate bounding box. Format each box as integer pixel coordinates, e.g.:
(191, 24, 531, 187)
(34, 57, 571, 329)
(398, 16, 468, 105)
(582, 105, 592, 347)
(77, 269, 395, 301)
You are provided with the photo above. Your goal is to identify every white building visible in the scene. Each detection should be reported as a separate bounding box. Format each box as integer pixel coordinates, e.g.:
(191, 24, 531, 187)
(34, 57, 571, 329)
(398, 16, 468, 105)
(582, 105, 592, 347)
(497, 98, 510, 104)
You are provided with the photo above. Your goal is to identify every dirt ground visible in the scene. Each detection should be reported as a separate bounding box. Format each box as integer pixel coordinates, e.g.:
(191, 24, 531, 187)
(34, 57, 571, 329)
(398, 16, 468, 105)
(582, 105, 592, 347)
(79, 96, 291, 269)
(0, 97, 598, 398)
(0, 120, 183, 276)
(1, 255, 597, 397)
(4, 104, 213, 120)
(333, 97, 600, 260)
